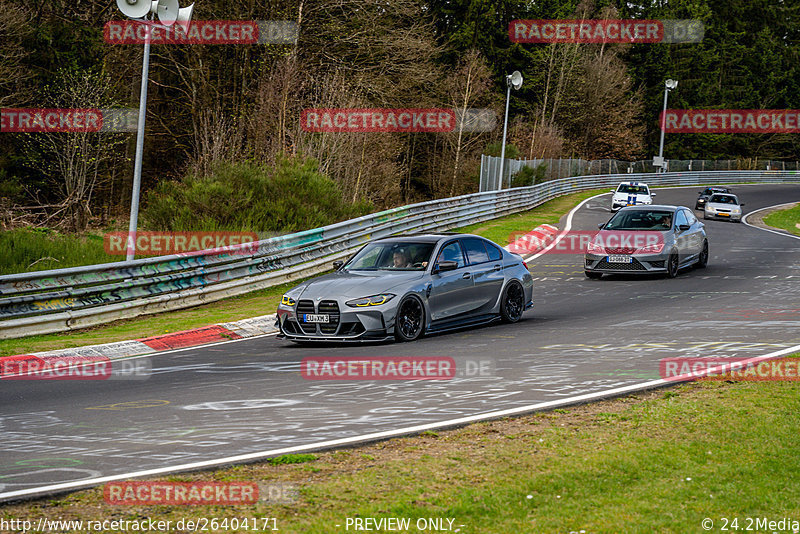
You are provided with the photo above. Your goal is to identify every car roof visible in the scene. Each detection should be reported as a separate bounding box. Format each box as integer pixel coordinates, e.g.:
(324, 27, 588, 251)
(617, 204, 681, 212)
(373, 233, 476, 244)
(617, 181, 650, 187)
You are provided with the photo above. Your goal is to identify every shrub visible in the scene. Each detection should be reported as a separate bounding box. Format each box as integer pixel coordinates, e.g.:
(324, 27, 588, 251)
(143, 156, 372, 232)
(510, 163, 548, 188)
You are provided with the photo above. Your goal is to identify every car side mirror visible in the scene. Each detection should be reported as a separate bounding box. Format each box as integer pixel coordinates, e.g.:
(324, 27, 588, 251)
(434, 260, 458, 273)
(740, 203, 745, 207)
(597, 223, 605, 229)
(333, 260, 344, 270)
(610, 189, 616, 193)
(678, 224, 691, 232)
(651, 192, 656, 196)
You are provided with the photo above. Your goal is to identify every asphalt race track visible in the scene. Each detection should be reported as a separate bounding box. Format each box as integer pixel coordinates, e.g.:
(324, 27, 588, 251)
(2, 184, 799, 502)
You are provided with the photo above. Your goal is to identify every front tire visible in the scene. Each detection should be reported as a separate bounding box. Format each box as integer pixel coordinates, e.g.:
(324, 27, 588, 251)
(394, 295, 425, 342)
(666, 250, 679, 278)
(500, 281, 525, 323)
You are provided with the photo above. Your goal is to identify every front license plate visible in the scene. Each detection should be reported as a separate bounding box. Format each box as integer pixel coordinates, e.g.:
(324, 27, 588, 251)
(303, 314, 330, 323)
(608, 255, 632, 264)
(718, 213, 730, 217)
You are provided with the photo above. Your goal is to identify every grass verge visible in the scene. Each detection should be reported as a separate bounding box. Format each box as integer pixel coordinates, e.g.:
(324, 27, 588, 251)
(5, 361, 799, 532)
(0, 227, 119, 274)
(453, 188, 606, 244)
(1, 189, 603, 358)
(763, 203, 800, 236)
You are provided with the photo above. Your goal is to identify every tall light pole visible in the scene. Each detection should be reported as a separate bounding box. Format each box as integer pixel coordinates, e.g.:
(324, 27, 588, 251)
(656, 78, 678, 174)
(116, 0, 194, 261)
(498, 71, 523, 189)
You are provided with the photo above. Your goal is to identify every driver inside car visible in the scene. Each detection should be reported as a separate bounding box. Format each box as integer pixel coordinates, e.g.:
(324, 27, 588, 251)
(392, 250, 411, 268)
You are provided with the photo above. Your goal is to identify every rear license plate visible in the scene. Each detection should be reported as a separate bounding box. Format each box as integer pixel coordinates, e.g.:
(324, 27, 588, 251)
(303, 314, 330, 323)
(608, 255, 632, 263)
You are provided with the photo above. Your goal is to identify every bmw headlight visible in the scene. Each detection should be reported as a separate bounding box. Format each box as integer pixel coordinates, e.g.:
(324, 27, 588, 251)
(346, 294, 395, 307)
(281, 295, 296, 306)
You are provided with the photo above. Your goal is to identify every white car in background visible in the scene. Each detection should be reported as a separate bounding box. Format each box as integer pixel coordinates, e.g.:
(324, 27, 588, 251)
(703, 193, 744, 222)
(610, 182, 655, 211)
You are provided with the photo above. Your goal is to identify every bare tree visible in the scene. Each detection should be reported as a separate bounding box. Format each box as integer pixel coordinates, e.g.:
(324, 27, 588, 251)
(22, 69, 127, 231)
(443, 50, 493, 196)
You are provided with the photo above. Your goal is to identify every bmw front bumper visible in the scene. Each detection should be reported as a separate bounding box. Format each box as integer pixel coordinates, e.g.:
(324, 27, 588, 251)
(276, 298, 397, 341)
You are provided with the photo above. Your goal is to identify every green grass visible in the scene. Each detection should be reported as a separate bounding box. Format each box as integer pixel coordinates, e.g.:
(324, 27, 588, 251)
(453, 188, 606, 244)
(763, 204, 800, 236)
(266, 454, 318, 466)
(0, 227, 119, 274)
(7, 360, 800, 532)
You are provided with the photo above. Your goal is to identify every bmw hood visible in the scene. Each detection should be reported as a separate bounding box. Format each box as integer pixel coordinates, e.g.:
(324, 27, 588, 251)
(297, 271, 425, 301)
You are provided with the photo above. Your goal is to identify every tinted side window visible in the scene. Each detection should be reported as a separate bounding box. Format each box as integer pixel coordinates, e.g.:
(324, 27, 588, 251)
(675, 210, 688, 227)
(462, 238, 490, 265)
(486, 242, 503, 261)
(685, 210, 697, 224)
(436, 241, 465, 269)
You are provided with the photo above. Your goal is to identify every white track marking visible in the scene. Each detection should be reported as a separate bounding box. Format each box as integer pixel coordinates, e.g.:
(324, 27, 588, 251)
(742, 202, 800, 241)
(2, 342, 798, 502)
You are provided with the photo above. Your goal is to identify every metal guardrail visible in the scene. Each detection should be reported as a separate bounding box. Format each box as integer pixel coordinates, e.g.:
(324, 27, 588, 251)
(1, 170, 798, 339)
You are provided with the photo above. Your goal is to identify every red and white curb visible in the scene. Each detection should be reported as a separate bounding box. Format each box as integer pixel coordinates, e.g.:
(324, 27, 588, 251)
(0, 314, 278, 375)
(504, 224, 559, 255)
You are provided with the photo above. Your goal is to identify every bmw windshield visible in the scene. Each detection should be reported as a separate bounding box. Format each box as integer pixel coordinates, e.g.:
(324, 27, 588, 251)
(344, 242, 435, 271)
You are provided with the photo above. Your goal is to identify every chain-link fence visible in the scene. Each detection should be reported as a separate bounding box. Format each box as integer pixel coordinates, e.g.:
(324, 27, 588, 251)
(480, 155, 800, 191)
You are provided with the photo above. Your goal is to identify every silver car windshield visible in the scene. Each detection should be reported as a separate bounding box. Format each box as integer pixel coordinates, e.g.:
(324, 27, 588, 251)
(345, 242, 435, 271)
(604, 210, 674, 231)
(709, 195, 738, 204)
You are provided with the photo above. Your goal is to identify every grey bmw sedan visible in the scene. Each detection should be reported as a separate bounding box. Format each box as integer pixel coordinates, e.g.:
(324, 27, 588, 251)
(584, 205, 708, 279)
(276, 233, 533, 342)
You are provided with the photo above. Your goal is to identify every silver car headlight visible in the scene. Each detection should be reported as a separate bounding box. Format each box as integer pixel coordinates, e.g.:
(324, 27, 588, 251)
(346, 293, 395, 307)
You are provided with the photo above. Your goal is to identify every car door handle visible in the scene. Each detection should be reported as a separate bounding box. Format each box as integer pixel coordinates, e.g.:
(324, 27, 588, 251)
(462, 272, 471, 279)
(492, 264, 501, 271)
